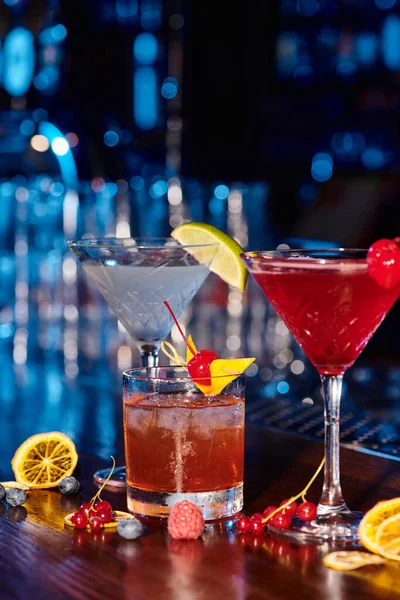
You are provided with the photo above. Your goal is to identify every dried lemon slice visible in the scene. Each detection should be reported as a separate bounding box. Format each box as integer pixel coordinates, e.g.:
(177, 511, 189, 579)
(359, 498, 400, 554)
(376, 514, 400, 561)
(12, 432, 78, 489)
(64, 510, 136, 530)
(323, 551, 385, 571)
(0, 481, 30, 491)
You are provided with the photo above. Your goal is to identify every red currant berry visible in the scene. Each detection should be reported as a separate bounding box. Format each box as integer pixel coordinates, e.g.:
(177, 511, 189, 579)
(93, 501, 113, 523)
(79, 502, 92, 516)
(187, 350, 218, 384)
(94, 508, 112, 524)
(249, 520, 266, 535)
(89, 516, 103, 531)
(94, 500, 112, 514)
(269, 513, 292, 530)
(367, 239, 400, 289)
(71, 511, 88, 529)
(262, 505, 277, 519)
(250, 512, 264, 521)
(248, 514, 266, 535)
(297, 501, 317, 522)
(279, 499, 298, 517)
(236, 515, 250, 533)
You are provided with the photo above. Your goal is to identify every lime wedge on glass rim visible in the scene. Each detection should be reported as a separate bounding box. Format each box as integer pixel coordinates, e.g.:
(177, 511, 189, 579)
(171, 222, 248, 291)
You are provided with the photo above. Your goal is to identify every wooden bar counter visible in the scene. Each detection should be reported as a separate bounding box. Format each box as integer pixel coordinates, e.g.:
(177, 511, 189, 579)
(1, 424, 400, 599)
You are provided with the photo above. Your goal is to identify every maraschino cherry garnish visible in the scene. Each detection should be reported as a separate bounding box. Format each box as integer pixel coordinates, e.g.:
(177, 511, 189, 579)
(367, 238, 400, 289)
(163, 301, 218, 384)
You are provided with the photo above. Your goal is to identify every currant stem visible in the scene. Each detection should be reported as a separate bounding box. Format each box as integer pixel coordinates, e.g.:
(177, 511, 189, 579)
(262, 457, 325, 524)
(163, 300, 196, 355)
(90, 456, 116, 510)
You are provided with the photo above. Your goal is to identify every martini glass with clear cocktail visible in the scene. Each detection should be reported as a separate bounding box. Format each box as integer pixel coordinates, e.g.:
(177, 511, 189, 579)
(69, 237, 218, 487)
(241, 249, 400, 542)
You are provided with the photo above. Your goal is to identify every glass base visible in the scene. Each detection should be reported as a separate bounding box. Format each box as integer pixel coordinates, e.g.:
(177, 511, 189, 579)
(268, 510, 363, 543)
(127, 483, 243, 520)
(93, 465, 127, 490)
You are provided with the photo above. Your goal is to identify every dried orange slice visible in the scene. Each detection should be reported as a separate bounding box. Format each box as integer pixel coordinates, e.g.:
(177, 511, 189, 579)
(323, 551, 385, 571)
(12, 432, 78, 489)
(359, 498, 400, 554)
(193, 358, 256, 395)
(186, 335, 197, 363)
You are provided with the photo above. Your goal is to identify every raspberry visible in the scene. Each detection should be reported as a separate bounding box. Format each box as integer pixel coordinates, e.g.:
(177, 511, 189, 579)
(167, 500, 204, 540)
(367, 238, 400, 289)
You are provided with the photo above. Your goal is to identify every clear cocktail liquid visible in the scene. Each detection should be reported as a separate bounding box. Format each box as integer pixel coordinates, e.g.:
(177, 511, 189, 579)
(83, 263, 210, 342)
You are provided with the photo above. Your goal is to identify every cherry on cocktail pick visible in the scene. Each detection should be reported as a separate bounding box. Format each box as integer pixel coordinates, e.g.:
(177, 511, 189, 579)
(163, 301, 218, 384)
(367, 238, 400, 289)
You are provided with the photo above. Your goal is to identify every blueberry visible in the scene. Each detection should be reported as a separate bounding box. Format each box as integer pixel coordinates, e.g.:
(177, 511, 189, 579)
(6, 488, 27, 507)
(58, 476, 80, 495)
(117, 518, 146, 540)
(0, 484, 5, 501)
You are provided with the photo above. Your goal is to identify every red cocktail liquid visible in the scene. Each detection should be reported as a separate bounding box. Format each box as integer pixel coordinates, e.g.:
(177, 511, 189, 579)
(250, 260, 400, 375)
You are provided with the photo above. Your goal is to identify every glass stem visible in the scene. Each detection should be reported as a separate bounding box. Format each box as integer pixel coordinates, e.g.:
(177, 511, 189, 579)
(138, 343, 160, 368)
(317, 374, 348, 515)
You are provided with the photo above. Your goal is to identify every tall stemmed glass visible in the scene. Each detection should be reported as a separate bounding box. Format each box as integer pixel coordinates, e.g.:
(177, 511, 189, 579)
(241, 249, 400, 541)
(69, 237, 218, 487)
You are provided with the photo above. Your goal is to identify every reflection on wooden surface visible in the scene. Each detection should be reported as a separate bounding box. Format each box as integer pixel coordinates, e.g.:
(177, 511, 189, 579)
(1, 427, 400, 598)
